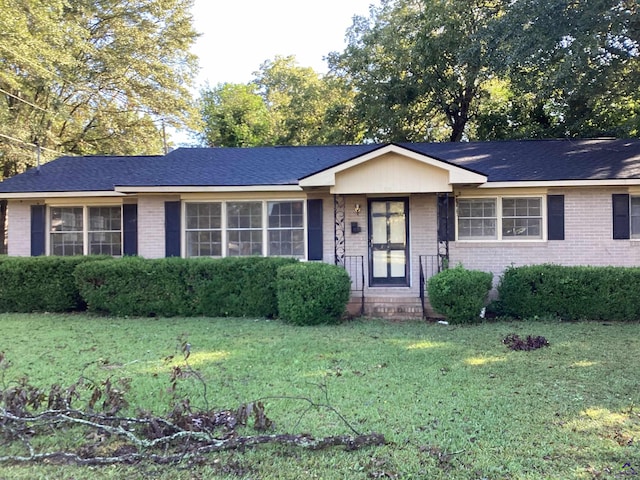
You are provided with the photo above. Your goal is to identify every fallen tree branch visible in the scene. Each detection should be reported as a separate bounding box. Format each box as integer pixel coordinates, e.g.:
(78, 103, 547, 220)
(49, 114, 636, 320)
(0, 349, 386, 466)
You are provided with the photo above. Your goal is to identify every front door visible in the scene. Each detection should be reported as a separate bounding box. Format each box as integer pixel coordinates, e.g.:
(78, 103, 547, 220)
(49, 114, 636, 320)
(369, 198, 409, 286)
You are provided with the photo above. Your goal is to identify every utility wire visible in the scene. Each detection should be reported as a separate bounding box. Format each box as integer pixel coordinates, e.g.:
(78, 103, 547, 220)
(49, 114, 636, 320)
(0, 132, 62, 155)
(0, 87, 54, 115)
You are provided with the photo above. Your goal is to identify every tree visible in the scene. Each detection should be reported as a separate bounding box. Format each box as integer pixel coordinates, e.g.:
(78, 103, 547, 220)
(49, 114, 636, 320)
(200, 83, 271, 147)
(329, 0, 507, 142)
(0, 0, 199, 180)
(253, 55, 360, 145)
(199, 56, 363, 147)
(493, 0, 640, 138)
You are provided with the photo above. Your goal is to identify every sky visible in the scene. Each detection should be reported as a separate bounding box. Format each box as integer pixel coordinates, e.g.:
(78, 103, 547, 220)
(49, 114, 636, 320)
(189, 0, 377, 89)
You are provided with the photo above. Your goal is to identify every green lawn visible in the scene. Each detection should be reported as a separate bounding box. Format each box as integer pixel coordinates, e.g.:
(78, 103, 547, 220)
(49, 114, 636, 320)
(0, 313, 639, 479)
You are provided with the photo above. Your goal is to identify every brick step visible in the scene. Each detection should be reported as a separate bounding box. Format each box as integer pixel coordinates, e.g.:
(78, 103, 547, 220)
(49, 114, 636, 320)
(347, 295, 426, 320)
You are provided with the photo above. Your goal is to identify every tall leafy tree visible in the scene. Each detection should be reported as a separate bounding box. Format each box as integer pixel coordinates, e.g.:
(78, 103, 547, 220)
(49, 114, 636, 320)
(253, 55, 363, 145)
(199, 55, 363, 147)
(0, 0, 199, 180)
(493, 0, 640, 137)
(200, 83, 271, 147)
(329, 0, 507, 142)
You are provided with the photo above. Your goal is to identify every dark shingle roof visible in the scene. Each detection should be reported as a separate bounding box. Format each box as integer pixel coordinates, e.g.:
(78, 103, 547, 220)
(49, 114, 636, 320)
(1, 139, 639, 194)
(0, 145, 381, 192)
(0, 155, 164, 193)
(403, 138, 640, 182)
(139, 144, 383, 186)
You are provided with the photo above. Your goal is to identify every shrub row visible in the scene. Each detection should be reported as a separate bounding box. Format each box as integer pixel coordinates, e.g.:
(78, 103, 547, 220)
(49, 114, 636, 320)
(74, 256, 298, 318)
(0, 256, 352, 324)
(427, 263, 640, 323)
(0, 256, 108, 312)
(496, 264, 640, 321)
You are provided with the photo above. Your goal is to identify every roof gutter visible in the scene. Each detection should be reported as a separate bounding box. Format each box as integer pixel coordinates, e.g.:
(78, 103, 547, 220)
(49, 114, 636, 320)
(0, 191, 127, 199)
(114, 185, 303, 193)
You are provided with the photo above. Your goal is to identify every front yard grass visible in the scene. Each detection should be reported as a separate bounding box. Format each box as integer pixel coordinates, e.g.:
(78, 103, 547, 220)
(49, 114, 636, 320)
(0, 313, 639, 479)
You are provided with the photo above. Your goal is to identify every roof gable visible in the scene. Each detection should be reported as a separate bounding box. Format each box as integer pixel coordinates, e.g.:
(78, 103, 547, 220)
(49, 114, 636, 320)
(299, 144, 487, 192)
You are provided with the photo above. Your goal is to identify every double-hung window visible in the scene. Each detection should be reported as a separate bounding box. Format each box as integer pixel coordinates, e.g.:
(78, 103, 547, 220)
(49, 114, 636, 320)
(227, 202, 263, 256)
(267, 201, 304, 257)
(50, 206, 122, 255)
(501, 198, 542, 239)
(457, 198, 497, 240)
(184, 200, 305, 258)
(457, 197, 543, 241)
(185, 202, 222, 257)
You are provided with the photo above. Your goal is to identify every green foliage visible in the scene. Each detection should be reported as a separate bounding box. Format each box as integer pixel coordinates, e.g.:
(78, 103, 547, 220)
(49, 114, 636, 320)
(330, 0, 505, 142)
(198, 55, 363, 147)
(492, 0, 640, 138)
(200, 83, 271, 147)
(0, 256, 107, 312)
(427, 266, 493, 324)
(74, 256, 297, 318)
(328, 0, 639, 142)
(276, 262, 351, 325)
(0, 0, 199, 181)
(496, 264, 640, 321)
(198, 257, 298, 318)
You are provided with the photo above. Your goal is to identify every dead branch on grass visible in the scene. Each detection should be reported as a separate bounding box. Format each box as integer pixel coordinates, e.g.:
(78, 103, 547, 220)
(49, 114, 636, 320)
(0, 349, 385, 466)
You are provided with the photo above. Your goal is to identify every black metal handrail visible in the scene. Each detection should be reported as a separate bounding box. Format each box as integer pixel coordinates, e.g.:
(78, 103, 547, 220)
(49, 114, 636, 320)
(343, 255, 365, 316)
(419, 254, 441, 319)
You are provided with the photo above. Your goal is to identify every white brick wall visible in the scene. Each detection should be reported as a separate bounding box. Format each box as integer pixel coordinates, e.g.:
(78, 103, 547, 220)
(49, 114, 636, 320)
(138, 196, 177, 258)
(7, 200, 34, 256)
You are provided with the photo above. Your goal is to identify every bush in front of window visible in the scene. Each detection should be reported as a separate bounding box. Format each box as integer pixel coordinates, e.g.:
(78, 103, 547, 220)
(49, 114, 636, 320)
(0, 256, 109, 313)
(427, 266, 493, 324)
(74, 256, 298, 318)
(74, 257, 191, 317)
(496, 264, 640, 321)
(197, 257, 298, 318)
(276, 262, 351, 325)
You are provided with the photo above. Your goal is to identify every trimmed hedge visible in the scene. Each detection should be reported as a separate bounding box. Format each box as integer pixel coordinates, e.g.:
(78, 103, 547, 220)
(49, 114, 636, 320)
(496, 264, 640, 321)
(0, 256, 108, 312)
(74, 256, 297, 318)
(427, 266, 493, 324)
(276, 262, 351, 325)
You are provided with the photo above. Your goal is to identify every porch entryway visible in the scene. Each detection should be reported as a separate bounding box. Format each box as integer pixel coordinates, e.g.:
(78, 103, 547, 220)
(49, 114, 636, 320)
(369, 198, 409, 286)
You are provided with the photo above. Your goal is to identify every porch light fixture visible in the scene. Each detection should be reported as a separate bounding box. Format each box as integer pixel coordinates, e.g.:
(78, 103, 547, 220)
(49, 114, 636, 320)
(354, 203, 361, 215)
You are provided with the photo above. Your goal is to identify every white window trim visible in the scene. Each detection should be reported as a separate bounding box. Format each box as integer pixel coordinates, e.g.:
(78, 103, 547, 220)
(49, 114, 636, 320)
(456, 195, 547, 242)
(630, 196, 640, 240)
(47, 204, 124, 256)
(182, 199, 308, 259)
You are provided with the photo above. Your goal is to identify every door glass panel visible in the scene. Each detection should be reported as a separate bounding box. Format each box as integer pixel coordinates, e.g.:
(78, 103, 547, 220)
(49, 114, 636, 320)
(372, 216, 387, 244)
(372, 251, 387, 278)
(389, 216, 406, 244)
(389, 201, 404, 214)
(371, 202, 387, 214)
(389, 250, 405, 277)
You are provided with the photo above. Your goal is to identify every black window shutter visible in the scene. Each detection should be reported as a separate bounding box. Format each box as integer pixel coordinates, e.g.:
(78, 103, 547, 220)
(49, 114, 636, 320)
(437, 195, 455, 242)
(165, 201, 181, 257)
(612, 194, 630, 240)
(30, 205, 46, 256)
(307, 199, 323, 260)
(122, 204, 138, 256)
(547, 195, 565, 240)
